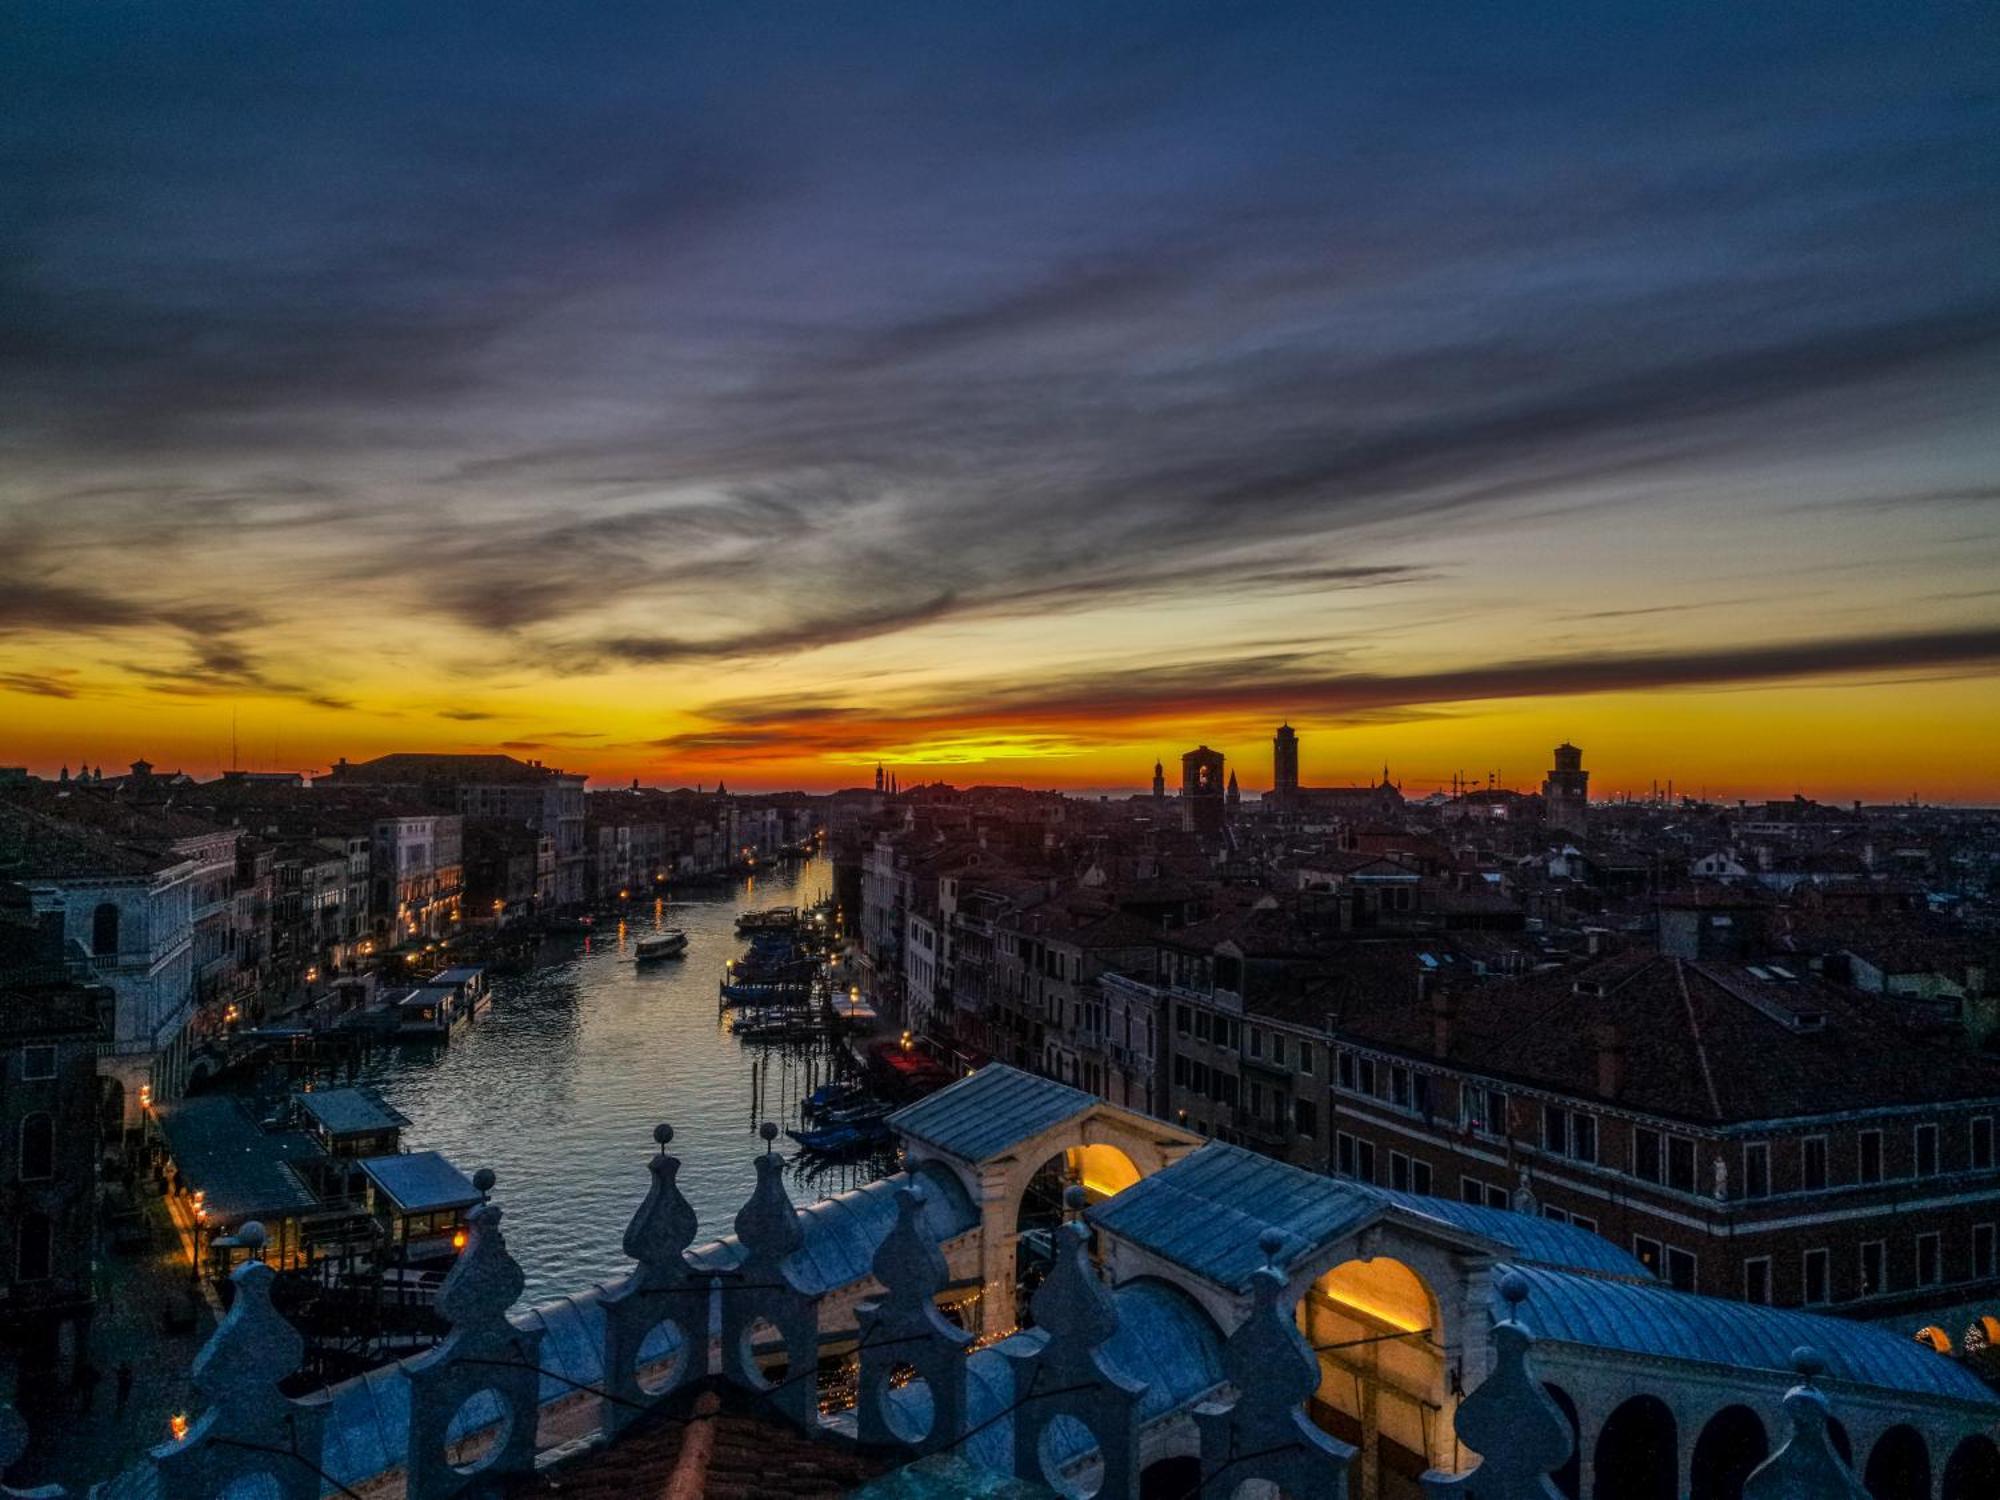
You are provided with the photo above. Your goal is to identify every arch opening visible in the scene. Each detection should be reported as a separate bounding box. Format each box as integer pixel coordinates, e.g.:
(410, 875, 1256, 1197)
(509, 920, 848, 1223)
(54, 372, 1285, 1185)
(1690, 1404, 1767, 1500)
(1593, 1395, 1676, 1500)
(1865, 1424, 1931, 1500)
(1299, 1256, 1443, 1484)
(1944, 1434, 2000, 1500)
(443, 1388, 512, 1475)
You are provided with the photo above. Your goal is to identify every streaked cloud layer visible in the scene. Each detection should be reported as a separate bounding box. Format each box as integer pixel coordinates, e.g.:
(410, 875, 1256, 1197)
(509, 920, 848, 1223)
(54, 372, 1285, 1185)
(2, 3, 1996, 796)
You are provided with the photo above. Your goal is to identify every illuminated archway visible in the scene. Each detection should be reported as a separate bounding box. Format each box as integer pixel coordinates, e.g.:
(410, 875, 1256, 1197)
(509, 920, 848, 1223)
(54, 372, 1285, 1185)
(1067, 1143, 1141, 1200)
(1013, 1143, 1144, 1320)
(1298, 1257, 1444, 1485)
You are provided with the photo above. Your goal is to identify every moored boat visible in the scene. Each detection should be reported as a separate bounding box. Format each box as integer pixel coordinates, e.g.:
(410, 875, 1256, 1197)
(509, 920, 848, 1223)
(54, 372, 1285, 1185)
(786, 1118, 891, 1154)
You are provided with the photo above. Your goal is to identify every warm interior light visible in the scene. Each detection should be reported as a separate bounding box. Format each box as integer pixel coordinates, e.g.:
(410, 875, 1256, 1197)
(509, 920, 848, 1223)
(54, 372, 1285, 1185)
(452, 1228, 469, 1250)
(169, 1413, 190, 1442)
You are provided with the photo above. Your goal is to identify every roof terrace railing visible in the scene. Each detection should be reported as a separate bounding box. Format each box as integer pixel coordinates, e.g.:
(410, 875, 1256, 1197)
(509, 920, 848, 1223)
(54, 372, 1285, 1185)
(0, 1135, 1924, 1500)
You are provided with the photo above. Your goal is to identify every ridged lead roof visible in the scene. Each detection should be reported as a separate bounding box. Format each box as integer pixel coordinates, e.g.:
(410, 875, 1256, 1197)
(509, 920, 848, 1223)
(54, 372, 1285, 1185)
(1093, 1141, 1652, 1288)
(1503, 1262, 2000, 1411)
(889, 1066, 1101, 1162)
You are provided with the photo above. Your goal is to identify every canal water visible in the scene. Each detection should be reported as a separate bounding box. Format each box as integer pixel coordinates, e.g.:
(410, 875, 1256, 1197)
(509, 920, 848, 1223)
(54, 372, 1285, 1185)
(351, 856, 879, 1303)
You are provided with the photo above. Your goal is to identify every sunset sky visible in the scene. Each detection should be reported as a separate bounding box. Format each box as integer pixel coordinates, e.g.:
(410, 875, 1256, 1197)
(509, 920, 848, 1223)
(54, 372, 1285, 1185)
(4, 4, 1997, 800)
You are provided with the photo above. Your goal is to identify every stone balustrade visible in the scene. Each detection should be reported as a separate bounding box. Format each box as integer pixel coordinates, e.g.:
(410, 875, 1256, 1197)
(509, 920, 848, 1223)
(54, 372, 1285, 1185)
(0, 1125, 1947, 1500)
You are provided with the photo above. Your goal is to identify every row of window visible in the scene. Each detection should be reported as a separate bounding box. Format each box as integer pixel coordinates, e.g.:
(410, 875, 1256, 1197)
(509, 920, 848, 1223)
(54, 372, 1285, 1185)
(1174, 1007, 1327, 1077)
(1788, 1226, 2000, 1305)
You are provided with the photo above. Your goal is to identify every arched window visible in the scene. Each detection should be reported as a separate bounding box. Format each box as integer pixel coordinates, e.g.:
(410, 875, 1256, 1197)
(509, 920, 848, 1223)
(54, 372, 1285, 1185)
(19, 1112, 54, 1181)
(91, 901, 120, 957)
(16, 1213, 52, 1281)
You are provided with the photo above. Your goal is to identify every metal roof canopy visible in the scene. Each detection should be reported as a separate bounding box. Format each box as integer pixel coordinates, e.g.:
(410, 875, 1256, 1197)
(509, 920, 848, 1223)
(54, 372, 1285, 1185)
(889, 1066, 1100, 1163)
(358, 1150, 481, 1215)
(296, 1087, 408, 1139)
(1506, 1261, 2000, 1412)
(153, 1095, 321, 1222)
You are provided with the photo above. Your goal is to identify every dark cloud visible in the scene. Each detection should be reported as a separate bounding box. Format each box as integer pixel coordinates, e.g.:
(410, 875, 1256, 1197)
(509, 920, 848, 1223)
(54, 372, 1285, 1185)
(436, 709, 496, 721)
(665, 626, 2000, 761)
(0, 672, 80, 699)
(3, 2, 1996, 716)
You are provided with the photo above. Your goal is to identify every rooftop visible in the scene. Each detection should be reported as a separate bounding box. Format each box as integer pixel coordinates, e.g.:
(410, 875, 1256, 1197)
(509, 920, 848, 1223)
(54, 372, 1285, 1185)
(358, 1150, 481, 1214)
(154, 1095, 321, 1222)
(295, 1087, 408, 1139)
(888, 1067, 1101, 1164)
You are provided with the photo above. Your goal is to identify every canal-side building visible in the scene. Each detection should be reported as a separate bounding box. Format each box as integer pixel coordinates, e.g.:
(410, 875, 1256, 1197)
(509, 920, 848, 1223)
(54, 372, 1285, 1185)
(1323, 948, 2000, 1316)
(0, 886, 103, 1382)
(324, 753, 586, 907)
(0, 799, 197, 1124)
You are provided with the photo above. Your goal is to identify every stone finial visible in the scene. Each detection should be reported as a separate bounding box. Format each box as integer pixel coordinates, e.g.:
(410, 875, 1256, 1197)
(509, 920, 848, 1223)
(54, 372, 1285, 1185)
(152, 1250, 324, 1500)
(604, 1122, 705, 1431)
(239, 1221, 267, 1261)
(473, 1166, 496, 1201)
(871, 1183, 952, 1312)
(435, 1201, 524, 1331)
(1010, 1210, 1145, 1498)
(856, 1182, 973, 1452)
(1196, 1224, 1352, 1496)
(1741, 1347, 1870, 1500)
(1423, 1271, 1571, 1499)
(717, 1131, 820, 1428)
(735, 1147, 804, 1275)
(623, 1124, 698, 1287)
(404, 1179, 543, 1500)
(1031, 1217, 1120, 1355)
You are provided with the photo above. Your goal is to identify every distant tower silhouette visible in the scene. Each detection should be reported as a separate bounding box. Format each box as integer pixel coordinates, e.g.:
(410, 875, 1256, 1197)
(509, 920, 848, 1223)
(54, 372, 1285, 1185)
(1272, 723, 1299, 803)
(875, 763, 884, 793)
(1543, 742, 1590, 837)
(1226, 769, 1241, 811)
(1151, 758, 1166, 801)
(1180, 745, 1227, 836)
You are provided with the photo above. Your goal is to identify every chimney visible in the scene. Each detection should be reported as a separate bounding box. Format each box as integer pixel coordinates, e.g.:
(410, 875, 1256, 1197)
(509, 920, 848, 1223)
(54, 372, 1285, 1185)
(1595, 1023, 1625, 1100)
(1430, 982, 1455, 1058)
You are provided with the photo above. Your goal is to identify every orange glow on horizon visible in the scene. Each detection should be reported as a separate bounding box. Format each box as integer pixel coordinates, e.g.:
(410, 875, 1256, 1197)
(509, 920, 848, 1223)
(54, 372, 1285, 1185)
(5, 672, 1994, 805)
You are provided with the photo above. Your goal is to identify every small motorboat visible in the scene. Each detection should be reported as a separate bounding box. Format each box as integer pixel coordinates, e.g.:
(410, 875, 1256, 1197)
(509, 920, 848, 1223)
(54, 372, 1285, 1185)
(635, 930, 689, 962)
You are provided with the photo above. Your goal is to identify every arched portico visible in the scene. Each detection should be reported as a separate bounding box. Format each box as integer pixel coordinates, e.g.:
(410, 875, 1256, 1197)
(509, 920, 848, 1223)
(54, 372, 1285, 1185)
(1295, 1252, 1447, 1499)
(895, 1074, 1199, 1337)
